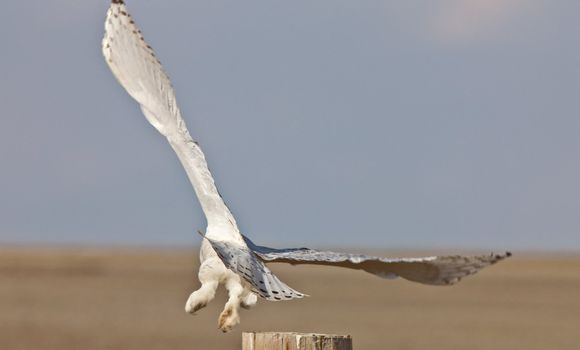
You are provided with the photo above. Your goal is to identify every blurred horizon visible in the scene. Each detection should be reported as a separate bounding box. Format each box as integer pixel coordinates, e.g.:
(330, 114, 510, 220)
(1, 0, 579, 251)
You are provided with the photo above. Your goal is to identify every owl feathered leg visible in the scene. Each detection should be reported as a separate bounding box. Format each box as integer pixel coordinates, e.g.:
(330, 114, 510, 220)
(217, 273, 246, 332)
(215, 271, 257, 332)
(184, 257, 221, 314)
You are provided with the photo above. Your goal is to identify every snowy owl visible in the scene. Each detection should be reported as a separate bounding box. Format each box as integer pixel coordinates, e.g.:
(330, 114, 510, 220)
(102, 0, 511, 333)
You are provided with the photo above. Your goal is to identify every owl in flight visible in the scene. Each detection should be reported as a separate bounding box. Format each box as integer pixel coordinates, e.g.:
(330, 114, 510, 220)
(102, 0, 511, 332)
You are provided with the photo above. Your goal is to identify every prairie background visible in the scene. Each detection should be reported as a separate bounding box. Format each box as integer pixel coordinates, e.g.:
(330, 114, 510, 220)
(1, 247, 578, 350)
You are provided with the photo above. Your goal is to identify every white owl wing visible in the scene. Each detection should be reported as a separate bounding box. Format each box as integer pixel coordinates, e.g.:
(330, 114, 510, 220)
(102, 0, 240, 232)
(243, 235, 511, 286)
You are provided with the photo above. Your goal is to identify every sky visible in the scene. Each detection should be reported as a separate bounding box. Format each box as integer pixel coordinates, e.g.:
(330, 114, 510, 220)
(0, 0, 578, 251)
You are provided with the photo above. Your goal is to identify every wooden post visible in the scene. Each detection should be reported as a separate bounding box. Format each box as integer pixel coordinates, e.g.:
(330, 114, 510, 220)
(242, 332, 352, 350)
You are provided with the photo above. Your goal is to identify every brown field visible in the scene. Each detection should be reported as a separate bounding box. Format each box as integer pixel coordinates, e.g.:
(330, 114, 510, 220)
(0, 247, 578, 350)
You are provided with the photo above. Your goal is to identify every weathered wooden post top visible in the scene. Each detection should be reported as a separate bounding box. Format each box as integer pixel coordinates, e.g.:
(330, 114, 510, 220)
(242, 332, 353, 350)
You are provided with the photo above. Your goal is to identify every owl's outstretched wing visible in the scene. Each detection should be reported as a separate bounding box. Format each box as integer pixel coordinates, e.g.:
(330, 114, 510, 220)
(102, 0, 240, 232)
(243, 236, 511, 286)
(103, 1, 304, 300)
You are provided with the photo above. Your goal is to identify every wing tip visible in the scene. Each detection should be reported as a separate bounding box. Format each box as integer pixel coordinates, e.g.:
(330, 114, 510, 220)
(112, 0, 124, 4)
(492, 251, 512, 263)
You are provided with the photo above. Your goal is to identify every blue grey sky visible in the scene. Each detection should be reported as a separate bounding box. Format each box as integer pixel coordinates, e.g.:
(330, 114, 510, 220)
(0, 1, 578, 250)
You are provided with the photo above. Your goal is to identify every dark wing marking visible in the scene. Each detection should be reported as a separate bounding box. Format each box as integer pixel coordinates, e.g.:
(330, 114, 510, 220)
(203, 236, 306, 301)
